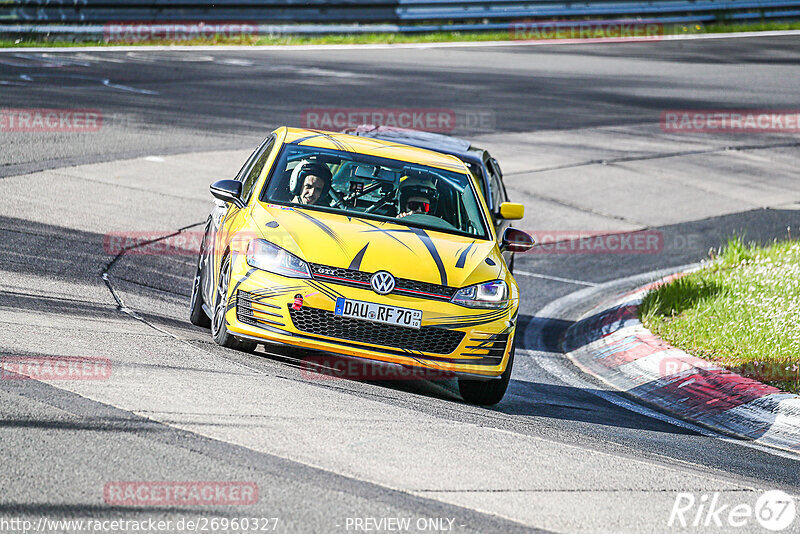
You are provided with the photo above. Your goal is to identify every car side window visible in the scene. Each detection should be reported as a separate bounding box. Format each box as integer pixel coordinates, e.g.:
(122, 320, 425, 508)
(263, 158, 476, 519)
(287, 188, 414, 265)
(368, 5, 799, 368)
(465, 161, 486, 199)
(241, 137, 275, 203)
(485, 159, 503, 211)
(490, 159, 508, 205)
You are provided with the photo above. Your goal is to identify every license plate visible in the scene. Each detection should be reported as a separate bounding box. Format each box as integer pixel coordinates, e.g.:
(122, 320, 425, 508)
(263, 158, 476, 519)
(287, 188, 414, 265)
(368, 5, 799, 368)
(334, 297, 422, 329)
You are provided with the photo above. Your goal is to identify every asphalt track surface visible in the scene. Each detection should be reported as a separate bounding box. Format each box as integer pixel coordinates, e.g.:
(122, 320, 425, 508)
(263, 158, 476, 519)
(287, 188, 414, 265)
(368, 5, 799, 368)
(1, 36, 800, 533)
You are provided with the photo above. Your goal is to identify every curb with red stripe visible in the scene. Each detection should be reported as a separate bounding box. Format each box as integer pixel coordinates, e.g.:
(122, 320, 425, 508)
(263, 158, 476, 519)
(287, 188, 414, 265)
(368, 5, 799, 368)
(563, 272, 800, 453)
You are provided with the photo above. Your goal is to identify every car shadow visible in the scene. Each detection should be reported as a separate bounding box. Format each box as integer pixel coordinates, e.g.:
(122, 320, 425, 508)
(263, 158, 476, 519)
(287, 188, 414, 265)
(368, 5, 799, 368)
(249, 311, 699, 436)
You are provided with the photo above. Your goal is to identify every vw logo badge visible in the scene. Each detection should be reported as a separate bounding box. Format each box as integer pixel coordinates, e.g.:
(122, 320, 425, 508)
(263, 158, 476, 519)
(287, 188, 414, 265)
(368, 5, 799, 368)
(370, 271, 396, 295)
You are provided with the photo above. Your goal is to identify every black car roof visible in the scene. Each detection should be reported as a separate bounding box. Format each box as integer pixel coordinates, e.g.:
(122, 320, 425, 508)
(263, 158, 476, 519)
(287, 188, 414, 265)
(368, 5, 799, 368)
(347, 126, 485, 166)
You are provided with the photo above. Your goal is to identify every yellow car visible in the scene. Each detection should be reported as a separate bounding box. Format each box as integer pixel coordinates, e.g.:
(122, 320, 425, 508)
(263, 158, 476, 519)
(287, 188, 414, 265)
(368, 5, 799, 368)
(189, 127, 533, 404)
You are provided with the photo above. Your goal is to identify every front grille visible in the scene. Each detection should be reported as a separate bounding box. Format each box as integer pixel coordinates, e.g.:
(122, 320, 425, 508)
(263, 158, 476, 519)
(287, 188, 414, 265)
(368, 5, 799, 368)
(288, 305, 465, 355)
(237, 291, 285, 327)
(309, 263, 457, 301)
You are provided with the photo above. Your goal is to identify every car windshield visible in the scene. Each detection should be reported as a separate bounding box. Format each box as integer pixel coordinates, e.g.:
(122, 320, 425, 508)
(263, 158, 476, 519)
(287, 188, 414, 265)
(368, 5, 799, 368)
(259, 144, 490, 239)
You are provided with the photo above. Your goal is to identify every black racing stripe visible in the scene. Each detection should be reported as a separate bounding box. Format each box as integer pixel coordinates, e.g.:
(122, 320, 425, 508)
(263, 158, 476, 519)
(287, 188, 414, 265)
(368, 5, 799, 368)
(243, 299, 281, 310)
(426, 308, 511, 329)
(306, 281, 335, 300)
(295, 130, 349, 152)
(249, 288, 304, 300)
(348, 243, 369, 270)
(358, 220, 415, 252)
(230, 268, 257, 298)
(295, 209, 347, 251)
(428, 313, 501, 323)
(455, 241, 475, 269)
(437, 161, 467, 171)
(370, 143, 421, 151)
(427, 308, 508, 323)
(411, 228, 447, 286)
(250, 284, 305, 294)
(249, 284, 303, 293)
(425, 318, 504, 329)
(308, 281, 343, 302)
(246, 316, 286, 327)
(289, 133, 324, 145)
(248, 285, 305, 298)
(319, 131, 353, 152)
(324, 283, 346, 299)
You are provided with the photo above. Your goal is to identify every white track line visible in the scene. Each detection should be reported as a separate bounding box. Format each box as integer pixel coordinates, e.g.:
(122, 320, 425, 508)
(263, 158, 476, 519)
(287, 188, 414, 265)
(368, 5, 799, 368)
(1, 29, 799, 53)
(514, 269, 599, 287)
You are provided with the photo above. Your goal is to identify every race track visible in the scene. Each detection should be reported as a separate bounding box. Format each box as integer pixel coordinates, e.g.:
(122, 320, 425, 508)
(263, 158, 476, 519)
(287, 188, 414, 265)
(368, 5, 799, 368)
(2, 36, 800, 533)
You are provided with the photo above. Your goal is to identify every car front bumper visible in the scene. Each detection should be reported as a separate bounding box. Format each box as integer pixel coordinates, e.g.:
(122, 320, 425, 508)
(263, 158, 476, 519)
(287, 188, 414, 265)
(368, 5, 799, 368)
(224, 254, 517, 379)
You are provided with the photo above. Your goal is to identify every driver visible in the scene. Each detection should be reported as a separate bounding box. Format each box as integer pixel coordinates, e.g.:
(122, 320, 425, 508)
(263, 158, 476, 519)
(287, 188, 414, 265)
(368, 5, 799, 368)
(289, 160, 332, 206)
(397, 175, 439, 219)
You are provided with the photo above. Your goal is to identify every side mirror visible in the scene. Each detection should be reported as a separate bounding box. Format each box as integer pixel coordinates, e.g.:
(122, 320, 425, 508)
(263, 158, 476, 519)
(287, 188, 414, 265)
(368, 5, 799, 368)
(497, 202, 524, 220)
(501, 227, 534, 253)
(210, 180, 245, 209)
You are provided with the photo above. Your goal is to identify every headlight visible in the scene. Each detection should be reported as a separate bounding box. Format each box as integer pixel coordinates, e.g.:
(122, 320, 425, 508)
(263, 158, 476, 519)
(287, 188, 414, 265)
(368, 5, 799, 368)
(246, 239, 311, 279)
(450, 280, 508, 309)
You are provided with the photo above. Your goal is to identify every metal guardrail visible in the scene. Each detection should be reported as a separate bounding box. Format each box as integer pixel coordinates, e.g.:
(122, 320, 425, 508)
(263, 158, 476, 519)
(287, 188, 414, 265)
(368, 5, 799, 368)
(0, 0, 799, 35)
(0, 1, 399, 23)
(398, 0, 800, 19)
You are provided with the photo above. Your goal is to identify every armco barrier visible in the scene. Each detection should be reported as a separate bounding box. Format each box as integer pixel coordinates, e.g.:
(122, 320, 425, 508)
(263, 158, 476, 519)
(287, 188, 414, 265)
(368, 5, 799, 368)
(1, 0, 800, 36)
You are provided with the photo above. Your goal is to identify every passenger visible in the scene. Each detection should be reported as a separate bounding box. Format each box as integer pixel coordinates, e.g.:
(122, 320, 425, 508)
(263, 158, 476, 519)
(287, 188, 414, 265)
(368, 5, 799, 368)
(289, 160, 332, 205)
(397, 176, 439, 219)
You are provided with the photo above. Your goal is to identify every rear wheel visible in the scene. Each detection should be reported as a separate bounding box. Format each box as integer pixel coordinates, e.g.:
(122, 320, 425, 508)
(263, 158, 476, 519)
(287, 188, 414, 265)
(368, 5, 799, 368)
(458, 336, 515, 405)
(189, 251, 211, 328)
(211, 255, 257, 353)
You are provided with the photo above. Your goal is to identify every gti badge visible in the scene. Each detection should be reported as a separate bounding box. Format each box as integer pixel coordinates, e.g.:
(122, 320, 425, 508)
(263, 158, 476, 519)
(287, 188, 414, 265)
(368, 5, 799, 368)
(370, 271, 395, 295)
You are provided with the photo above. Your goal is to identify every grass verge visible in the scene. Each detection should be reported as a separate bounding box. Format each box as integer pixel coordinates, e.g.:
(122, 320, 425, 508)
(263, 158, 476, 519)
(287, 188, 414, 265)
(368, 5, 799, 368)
(1, 20, 800, 48)
(640, 237, 800, 393)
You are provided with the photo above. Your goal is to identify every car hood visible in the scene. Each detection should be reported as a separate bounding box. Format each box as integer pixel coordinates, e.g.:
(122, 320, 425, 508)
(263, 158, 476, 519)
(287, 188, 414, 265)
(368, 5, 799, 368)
(249, 203, 503, 288)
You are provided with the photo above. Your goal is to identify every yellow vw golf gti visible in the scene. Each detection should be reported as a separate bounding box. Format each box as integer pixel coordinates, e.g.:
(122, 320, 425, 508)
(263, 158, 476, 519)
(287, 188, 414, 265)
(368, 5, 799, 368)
(190, 128, 533, 404)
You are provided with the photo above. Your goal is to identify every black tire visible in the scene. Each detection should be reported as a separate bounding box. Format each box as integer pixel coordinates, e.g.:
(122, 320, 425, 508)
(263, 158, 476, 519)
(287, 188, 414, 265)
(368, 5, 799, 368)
(189, 251, 211, 328)
(211, 255, 257, 353)
(458, 336, 515, 405)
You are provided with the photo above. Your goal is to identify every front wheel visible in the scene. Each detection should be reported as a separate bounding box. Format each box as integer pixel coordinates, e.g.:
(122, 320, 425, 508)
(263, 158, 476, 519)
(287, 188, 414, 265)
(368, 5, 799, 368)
(458, 337, 515, 405)
(211, 255, 257, 353)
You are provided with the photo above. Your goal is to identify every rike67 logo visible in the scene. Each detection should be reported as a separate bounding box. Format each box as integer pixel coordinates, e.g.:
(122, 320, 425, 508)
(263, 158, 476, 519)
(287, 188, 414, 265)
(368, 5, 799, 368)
(669, 490, 796, 531)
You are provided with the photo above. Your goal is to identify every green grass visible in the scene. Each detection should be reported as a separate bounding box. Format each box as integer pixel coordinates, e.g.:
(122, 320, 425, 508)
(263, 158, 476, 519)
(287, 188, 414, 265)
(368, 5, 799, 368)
(2, 20, 800, 48)
(640, 237, 800, 392)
